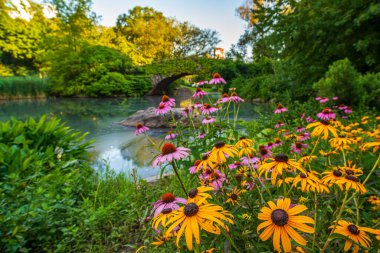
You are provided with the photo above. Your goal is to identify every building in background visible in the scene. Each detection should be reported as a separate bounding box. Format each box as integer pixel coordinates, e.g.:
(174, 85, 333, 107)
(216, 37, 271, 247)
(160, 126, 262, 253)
(213, 48, 225, 59)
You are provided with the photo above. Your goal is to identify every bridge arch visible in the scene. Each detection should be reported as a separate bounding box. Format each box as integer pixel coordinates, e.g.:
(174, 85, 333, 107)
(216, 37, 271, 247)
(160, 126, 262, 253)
(147, 73, 191, 96)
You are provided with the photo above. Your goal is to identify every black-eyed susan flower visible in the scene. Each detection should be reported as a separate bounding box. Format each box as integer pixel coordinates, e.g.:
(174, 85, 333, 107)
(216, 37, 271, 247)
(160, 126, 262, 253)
(319, 149, 338, 157)
(334, 175, 367, 194)
(306, 120, 338, 140)
(367, 196, 380, 205)
(151, 235, 170, 246)
(330, 136, 355, 150)
(152, 208, 174, 230)
(321, 169, 344, 188)
(259, 154, 305, 185)
(209, 141, 238, 163)
(337, 161, 363, 177)
(291, 171, 330, 193)
(165, 198, 234, 250)
(298, 154, 317, 165)
(187, 186, 214, 203)
(333, 220, 380, 253)
(196, 153, 217, 172)
(257, 198, 314, 252)
(235, 136, 254, 148)
(226, 187, 246, 205)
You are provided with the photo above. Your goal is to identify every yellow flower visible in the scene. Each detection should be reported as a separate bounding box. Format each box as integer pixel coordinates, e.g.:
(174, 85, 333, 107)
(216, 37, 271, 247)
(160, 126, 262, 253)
(330, 136, 355, 150)
(319, 149, 338, 157)
(187, 186, 214, 203)
(151, 235, 170, 246)
(242, 213, 252, 220)
(152, 208, 174, 230)
(235, 136, 254, 148)
(238, 146, 256, 157)
(209, 141, 238, 163)
(321, 169, 344, 188)
(298, 155, 317, 165)
(334, 175, 367, 194)
(298, 197, 309, 204)
(165, 198, 234, 250)
(367, 196, 380, 205)
(306, 120, 338, 140)
(292, 171, 330, 193)
(363, 141, 380, 153)
(259, 154, 305, 185)
(337, 161, 363, 177)
(201, 248, 216, 253)
(226, 187, 246, 205)
(257, 198, 314, 252)
(196, 153, 217, 171)
(333, 220, 380, 253)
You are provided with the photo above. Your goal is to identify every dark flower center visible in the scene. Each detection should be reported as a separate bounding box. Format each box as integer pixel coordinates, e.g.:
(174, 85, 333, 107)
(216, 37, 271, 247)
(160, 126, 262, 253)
(234, 162, 242, 166)
(222, 93, 229, 98)
(194, 160, 201, 166)
(275, 154, 289, 163)
(277, 120, 283, 124)
(161, 143, 177, 155)
(204, 103, 211, 109)
(333, 170, 342, 177)
(295, 142, 303, 149)
(158, 104, 166, 109)
(205, 168, 212, 175)
(136, 123, 143, 129)
(188, 188, 198, 198)
(184, 203, 199, 217)
(322, 108, 330, 114)
(213, 73, 221, 79)
(345, 175, 359, 182)
(267, 142, 273, 146)
(161, 208, 172, 214)
(202, 153, 209, 160)
(300, 173, 307, 179)
(214, 141, 225, 148)
(213, 172, 221, 179)
(348, 224, 360, 235)
(271, 209, 289, 226)
(346, 169, 354, 175)
(277, 104, 284, 109)
(162, 193, 175, 203)
(275, 138, 281, 144)
(235, 174, 243, 181)
(162, 95, 170, 102)
(230, 193, 238, 200)
(231, 92, 238, 96)
(320, 120, 330, 125)
(240, 136, 247, 140)
(196, 87, 202, 92)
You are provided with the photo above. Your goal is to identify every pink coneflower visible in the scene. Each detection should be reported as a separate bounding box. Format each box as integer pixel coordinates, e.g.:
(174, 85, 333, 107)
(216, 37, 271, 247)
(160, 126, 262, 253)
(209, 73, 226, 84)
(228, 161, 243, 170)
(317, 108, 336, 120)
(243, 174, 255, 190)
(197, 80, 209, 85)
(306, 116, 316, 123)
(165, 132, 178, 140)
(315, 97, 322, 101)
(155, 104, 171, 115)
(199, 168, 213, 184)
(295, 126, 306, 132)
(332, 96, 339, 101)
(192, 87, 208, 99)
(159, 95, 175, 107)
(273, 138, 283, 147)
(344, 107, 352, 114)
(258, 145, 272, 159)
(241, 155, 260, 168)
(301, 113, 305, 120)
(319, 97, 329, 103)
(275, 120, 285, 128)
(189, 160, 202, 174)
(202, 116, 216, 125)
(229, 92, 244, 103)
(298, 132, 310, 141)
(135, 123, 149, 135)
(342, 116, 348, 119)
(210, 170, 226, 192)
(217, 93, 230, 104)
(151, 193, 187, 217)
(197, 132, 206, 139)
(274, 104, 288, 114)
(291, 142, 308, 154)
(338, 104, 347, 110)
(194, 102, 203, 109)
(200, 103, 218, 115)
(152, 143, 190, 167)
(181, 107, 193, 117)
(266, 142, 274, 150)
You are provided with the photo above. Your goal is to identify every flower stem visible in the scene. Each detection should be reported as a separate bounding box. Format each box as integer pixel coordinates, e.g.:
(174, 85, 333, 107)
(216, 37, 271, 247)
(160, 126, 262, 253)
(171, 161, 188, 197)
(312, 191, 318, 250)
(321, 191, 348, 252)
(310, 135, 321, 156)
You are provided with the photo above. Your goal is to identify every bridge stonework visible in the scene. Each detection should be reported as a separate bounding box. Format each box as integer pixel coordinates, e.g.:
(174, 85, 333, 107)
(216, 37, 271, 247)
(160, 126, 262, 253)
(147, 73, 190, 96)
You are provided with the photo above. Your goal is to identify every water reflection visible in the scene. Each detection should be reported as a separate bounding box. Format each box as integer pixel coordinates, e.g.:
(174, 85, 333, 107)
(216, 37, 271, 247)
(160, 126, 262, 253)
(0, 96, 269, 178)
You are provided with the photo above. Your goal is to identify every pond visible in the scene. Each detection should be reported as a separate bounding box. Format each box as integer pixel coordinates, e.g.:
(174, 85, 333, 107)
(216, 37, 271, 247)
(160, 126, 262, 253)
(0, 95, 269, 178)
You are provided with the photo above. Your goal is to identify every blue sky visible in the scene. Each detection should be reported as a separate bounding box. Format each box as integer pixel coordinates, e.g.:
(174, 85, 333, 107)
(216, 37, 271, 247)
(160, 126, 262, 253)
(91, 0, 247, 50)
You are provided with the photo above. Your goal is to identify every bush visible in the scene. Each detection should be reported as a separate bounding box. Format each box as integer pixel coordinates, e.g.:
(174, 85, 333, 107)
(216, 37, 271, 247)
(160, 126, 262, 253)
(0, 77, 49, 99)
(357, 72, 380, 110)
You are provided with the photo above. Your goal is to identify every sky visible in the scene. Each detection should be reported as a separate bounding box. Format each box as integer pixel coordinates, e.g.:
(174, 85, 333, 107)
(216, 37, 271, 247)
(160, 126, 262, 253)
(91, 0, 247, 50)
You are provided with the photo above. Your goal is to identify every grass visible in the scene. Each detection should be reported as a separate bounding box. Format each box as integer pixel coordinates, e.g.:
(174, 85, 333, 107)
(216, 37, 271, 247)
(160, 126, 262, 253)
(0, 76, 50, 99)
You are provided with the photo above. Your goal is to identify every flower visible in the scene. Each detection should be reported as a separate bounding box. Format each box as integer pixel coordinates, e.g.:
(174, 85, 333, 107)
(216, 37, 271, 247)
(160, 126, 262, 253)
(200, 104, 218, 115)
(209, 73, 226, 84)
(257, 198, 314, 253)
(189, 160, 201, 174)
(275, 120, 285, 128)
(235, 136, 254, 148)
(228, 161, 243, 170)
(187, 186, 214, 202)
(202, 116, 216, 125)
(321, 169, 344, 187)
(344, 106, 353, 114)
(217, 93, 230, 104)
(196, 153, 216, 172)
(209, 141, 238, 163)
(152, 208, 174, 230)
(152, 193, 187, 217)
(297, 132, 310, 141)
(241, 155, 260, 168)
(135, 123, 149, 135)
(155, 104, 171, 115)
(192, 87, 208, 99)
(194, 102, 203, 108)
(306, 120, 338, 140)
(317, 108, 336, 120)
(197, 132, 206, 139)
(273, 137, 283, 147)
(258, 145, 272, 159)
(333, 220, 380, 253)
(291, 171, 330, 193)
(332, 96, 339, 100)
(334, 174, 367, 194)
(274, 104, 288, 114)
(151, 235, 170, 246)
(298, 154, 317, 165)
(319, 97, 329, 103)
(295, 126, 305, 132)
(164, 198, 234, 250)
(226, 187, 245, 205)
(209, 170, 226, 192)
(291, 142, 308, 154)
(229, 92, 244, 103)
(160, 95, 175, 107)
(165, 132, 178, 140)
(259, 154, 305, 185)
(152, 143, 191, 167)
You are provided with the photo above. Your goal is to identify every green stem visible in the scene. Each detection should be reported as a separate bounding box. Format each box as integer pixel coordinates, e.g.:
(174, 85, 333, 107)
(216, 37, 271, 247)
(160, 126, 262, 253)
(172, 161, 188, 197)
(354, 197, 359, 225)
(321, 191, 348, 252)
(312, 191, 318, 250)
(310, 135, 321, 156)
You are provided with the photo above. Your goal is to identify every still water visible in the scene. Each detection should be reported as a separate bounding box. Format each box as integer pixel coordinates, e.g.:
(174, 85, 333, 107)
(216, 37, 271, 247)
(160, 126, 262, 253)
(0, 96, 269, 178)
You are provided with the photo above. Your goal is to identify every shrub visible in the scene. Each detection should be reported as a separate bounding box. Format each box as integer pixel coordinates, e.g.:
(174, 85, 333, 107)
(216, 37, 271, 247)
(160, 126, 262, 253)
(0, 77, 49, 99)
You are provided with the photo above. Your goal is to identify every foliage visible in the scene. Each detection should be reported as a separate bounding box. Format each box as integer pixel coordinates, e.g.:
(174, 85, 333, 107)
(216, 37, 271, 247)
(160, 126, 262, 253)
(0, 76, 49, 99)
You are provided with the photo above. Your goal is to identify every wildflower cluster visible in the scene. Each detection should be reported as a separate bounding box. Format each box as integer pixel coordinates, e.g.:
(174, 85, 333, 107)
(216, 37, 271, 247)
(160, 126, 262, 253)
(139, 74, 380, 252)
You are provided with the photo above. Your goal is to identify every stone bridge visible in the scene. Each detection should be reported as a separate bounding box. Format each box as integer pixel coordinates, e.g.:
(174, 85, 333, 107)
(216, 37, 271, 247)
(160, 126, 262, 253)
(146, 73, 191, 96)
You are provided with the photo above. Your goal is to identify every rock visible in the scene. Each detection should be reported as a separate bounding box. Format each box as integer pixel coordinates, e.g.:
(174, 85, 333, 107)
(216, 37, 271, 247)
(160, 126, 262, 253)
(117, 107, 187, 128)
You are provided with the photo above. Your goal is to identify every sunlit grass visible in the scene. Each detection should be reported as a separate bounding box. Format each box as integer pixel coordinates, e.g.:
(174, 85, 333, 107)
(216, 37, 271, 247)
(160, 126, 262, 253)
(0, 76, 49, 99)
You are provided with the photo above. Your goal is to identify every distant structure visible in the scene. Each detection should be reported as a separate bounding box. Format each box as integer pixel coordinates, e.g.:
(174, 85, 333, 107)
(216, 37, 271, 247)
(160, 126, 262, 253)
(213, 48, 225, 59)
